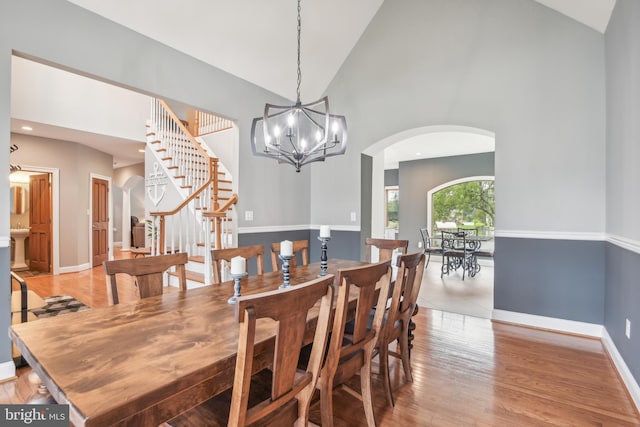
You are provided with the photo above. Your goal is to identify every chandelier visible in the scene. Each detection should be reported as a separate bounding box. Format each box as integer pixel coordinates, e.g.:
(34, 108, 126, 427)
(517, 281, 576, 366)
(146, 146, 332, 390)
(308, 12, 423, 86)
(251, 0, 347, 172)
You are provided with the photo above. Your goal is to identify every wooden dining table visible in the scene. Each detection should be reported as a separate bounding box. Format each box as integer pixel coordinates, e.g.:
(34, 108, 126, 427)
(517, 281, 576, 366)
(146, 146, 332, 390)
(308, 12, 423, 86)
(10, 259, 365, 427)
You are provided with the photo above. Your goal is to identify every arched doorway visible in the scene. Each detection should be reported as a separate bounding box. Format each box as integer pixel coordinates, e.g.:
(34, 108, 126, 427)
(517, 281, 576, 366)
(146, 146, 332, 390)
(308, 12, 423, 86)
(362, 125, 496, 318)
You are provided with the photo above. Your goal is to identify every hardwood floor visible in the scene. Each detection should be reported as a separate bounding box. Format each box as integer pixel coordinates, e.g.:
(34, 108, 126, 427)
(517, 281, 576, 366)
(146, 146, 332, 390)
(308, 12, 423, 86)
(3, 250, 640, 426)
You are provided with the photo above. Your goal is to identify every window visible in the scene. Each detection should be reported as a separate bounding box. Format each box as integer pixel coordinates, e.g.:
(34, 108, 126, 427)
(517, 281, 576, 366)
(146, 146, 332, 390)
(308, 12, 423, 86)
(432, 180, 494, 235)
(385, 186, 399, 229)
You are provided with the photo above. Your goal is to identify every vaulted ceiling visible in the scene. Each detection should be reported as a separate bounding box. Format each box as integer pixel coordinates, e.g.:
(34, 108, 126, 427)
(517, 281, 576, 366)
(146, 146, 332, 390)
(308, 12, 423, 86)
(12, 1, 617, 168)
(66, 0, 615, 101)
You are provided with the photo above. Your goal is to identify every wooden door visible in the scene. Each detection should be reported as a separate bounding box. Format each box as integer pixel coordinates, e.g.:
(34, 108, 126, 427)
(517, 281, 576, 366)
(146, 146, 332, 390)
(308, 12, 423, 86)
(29, 173, 52, 272)
(92, 178, 109, 267)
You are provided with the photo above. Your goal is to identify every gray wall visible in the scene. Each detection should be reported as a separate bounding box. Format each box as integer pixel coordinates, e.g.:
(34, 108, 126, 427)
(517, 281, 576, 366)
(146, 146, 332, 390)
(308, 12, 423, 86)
(604, 0, 640, 384)
(398, 152, 495, 248)
(10, 133, 113, 268)
(317, 0, 606, 235)
(0, 0, 307, 370)
(495, 238, 605, 323)
(384, 169, 399, 187)
(317, 0, 607, 325)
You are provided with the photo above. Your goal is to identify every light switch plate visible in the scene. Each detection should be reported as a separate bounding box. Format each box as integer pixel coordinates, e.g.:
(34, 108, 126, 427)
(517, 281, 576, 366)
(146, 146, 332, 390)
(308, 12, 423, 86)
(245, 211, 253, 221)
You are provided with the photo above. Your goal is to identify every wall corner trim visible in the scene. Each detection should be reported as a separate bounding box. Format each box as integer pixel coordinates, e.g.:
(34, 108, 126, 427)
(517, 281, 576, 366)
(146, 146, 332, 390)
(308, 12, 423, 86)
(238, 224, 360, 234)
(608, 234, 640, 255)
(602, 329, 640, 413)
(494, 230, 606, 241)
(491, 309, 603, 337)
(0, 361, 16, 383)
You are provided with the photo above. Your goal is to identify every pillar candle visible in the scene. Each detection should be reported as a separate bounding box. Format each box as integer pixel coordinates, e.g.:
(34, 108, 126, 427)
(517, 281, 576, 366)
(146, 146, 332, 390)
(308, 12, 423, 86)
(230, 256, 246, 275)
(319, 225, 331, 238)
(280, 240, 293, 257)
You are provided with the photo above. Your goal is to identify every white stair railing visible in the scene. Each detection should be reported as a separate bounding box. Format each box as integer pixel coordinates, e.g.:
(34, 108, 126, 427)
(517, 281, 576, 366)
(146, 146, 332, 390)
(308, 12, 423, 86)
(147, 98, 237, 285)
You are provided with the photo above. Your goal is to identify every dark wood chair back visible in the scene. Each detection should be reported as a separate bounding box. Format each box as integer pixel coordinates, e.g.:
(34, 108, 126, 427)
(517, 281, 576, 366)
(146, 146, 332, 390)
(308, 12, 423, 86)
(270, 239, 310, 271)
(228, 275, 335, 426)
(317, 260, 393, 426)
(365, 237, 409, 263)
(103, 252, 188, 305)
(419, 228, 441, 268)
(211, 245, 264, 284)
(377, 251, 426, 406)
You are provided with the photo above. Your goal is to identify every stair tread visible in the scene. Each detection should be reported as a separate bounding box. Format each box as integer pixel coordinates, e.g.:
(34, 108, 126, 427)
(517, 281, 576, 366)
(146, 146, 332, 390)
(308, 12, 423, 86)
(190, 255, 205, 264)
(168, 269, 205, 283)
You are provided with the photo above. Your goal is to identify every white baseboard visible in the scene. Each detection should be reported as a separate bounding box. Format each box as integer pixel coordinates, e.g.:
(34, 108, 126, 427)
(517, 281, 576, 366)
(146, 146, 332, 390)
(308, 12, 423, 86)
(58, 262, 91, 274)
(0, 360, 16, 382)
(491, 309, 603, 338)
(602, 329, 640, 412)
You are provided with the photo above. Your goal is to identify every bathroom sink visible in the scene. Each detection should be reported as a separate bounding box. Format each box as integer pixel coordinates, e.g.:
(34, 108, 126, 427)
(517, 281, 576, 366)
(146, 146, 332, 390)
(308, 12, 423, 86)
(10, 228, 30, 236)
(10, 229, 30, 271)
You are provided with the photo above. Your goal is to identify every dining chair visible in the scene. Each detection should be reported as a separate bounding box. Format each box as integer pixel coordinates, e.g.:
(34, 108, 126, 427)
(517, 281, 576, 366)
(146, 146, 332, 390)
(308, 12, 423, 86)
(440, 230, 471, 280)
(365, 238, 409, 263)
(316, 260, 393, 427)
(211, 245, 265, 284)
(168, 275, 335, 427)
(375, 251, 426, 407)
(419, 227, 441, 268)
(102, 252, 188, 305)
(10, 271, 46, 366)
(270, 239, 309, 271)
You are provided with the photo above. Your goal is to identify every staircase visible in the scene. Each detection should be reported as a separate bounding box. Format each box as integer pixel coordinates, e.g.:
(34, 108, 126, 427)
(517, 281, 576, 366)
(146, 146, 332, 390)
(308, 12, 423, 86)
(145, 98, 237, 286)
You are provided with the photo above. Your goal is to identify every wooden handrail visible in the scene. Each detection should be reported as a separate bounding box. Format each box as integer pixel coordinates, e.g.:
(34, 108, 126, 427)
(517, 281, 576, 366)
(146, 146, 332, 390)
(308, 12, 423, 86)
(150, 158, 217, 217)
(203, 193, 238, 217)
(157, 99, 210, 160)
(147, 99, 237, 262)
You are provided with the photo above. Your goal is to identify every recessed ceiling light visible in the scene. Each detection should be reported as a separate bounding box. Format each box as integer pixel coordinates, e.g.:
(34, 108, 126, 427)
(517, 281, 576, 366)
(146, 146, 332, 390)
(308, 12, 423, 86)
(21, 126, 33, 131)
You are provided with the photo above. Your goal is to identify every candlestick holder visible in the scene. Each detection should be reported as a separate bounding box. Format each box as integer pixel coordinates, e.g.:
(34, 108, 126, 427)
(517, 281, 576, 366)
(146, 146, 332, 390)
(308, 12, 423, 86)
(317, 236, 331, 276)
(279, 254, 294, 289)
(228, 272, 248, 304)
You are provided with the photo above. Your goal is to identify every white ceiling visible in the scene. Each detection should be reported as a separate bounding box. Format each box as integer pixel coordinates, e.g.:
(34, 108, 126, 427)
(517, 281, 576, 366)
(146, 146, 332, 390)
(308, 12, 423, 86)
(66, 0, 385, 102)
(11, 1, 616, 168)
(383, 132, 495, 169)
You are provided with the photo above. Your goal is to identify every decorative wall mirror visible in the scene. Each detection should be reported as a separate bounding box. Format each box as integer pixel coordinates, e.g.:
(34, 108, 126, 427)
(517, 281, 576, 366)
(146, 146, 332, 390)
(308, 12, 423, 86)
(10, 185, 26, 215)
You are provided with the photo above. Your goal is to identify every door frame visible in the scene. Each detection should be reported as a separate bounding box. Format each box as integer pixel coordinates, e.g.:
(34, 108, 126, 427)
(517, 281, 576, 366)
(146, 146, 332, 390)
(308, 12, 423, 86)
(17, 165, 60, 274)
(89, 173, 113, 264)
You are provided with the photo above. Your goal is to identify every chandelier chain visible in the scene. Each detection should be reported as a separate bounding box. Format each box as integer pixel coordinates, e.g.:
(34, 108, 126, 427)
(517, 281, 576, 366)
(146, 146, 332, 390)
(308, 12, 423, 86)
(296, 0, 302, 103)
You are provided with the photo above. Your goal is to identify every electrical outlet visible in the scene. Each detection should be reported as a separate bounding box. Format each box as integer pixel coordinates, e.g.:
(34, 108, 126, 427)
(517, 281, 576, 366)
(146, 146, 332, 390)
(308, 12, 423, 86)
(244, 211, 253, 221)
(350, 212, 356, 222)
(626, 319, 631, 339)
(417, 241, 423, 248)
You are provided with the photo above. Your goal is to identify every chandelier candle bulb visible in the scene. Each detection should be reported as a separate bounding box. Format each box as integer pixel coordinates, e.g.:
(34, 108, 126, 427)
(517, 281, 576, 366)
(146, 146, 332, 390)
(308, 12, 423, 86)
(280, 240, 293, 257)
(320, 225, 331, 238)
(230, 256, 246, 275)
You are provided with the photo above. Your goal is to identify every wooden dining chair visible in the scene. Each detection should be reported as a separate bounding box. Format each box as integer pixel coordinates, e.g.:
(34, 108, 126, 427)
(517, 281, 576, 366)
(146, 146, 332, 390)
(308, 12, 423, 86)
(102, 252, 188, 305)
(168, 275, 335, 427)
(375, 251, 426, 407)
(316, 260, 393, 427)
(211, 245, 265, 284)
(270, 239, 309, 271)
(365, 238, 409, 263)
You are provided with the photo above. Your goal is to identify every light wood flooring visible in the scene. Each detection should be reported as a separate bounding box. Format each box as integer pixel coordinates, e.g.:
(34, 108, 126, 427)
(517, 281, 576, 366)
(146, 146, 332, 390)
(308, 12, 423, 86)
(3, 250, 640, 426)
